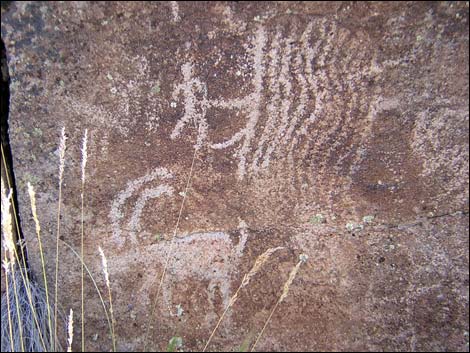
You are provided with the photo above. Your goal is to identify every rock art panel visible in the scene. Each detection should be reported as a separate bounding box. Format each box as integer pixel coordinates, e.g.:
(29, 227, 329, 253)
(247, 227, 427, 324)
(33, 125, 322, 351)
(1, 1, 468, 352)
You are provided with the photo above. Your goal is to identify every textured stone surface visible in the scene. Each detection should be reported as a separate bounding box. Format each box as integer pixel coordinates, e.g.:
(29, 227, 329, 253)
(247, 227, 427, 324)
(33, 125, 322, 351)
(1, 1, 469, 351)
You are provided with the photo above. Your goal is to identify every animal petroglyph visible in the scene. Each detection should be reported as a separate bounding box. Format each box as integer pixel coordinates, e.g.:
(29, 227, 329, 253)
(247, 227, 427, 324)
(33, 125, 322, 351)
(170, 21, 376, 182)
(109, 167, 174, 246)
(136, 225, 249, 321)
(107, 20, 380, 246)
(108, 164, 251, 320)
(108, 164, 251, 317)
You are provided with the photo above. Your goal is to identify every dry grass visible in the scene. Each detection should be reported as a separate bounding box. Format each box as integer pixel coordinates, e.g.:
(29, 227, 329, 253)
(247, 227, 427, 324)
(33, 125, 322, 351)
(80, 129, 88, 352)
(203, 246, 285, 352)
(143, 143, 199, 352)
(28, 182, 54, 347)
(66, 309, 74, 352)
(0, 263, 58, 352)
(2, 162, 56, 352)
(1, 128, 113, 352)
(54, 127, 67, 351)
(2, 175, 23, 351)
(98, 246, 116, 352)
(1, 127, 307, 352)
(250, 254, 308, 352)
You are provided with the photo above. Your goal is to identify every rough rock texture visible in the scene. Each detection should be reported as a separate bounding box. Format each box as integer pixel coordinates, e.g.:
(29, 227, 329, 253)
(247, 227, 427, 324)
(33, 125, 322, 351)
(1, 1, 469, 351)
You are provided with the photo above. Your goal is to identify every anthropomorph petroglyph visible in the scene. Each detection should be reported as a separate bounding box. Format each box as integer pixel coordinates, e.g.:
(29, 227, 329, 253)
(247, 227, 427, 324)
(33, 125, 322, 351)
(65, 20, 376, 187)
(170, 26, 266, 179)
(171, 26, 267, 180)
(170, 21, 375, 181)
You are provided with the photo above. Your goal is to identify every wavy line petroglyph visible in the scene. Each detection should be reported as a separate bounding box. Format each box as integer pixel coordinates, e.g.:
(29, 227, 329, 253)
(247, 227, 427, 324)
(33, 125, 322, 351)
(63, 20, 377, 189)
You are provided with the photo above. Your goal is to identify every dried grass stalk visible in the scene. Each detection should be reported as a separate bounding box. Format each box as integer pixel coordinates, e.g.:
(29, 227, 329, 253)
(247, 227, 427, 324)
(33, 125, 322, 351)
(28, 182, 54, 347)
(203, 247, 285, 352)
(99, 246, 116, 352)
(251, 254, 308, 352)
(67, 309, 74, 352)
(80, 129, 88, 352)
(1, 263, 58, 352)
(1, 178, 15, 265)
(2, 260, 14, 352)
(54, 126, 67, 350)
(1, 178, 25, 350)
(81, 129, 88, 184)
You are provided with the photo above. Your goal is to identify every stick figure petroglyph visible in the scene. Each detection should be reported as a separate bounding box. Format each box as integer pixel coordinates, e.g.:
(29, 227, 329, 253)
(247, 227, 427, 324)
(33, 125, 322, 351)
(170, 62, 210, 150)
(171, 26, 267, 181)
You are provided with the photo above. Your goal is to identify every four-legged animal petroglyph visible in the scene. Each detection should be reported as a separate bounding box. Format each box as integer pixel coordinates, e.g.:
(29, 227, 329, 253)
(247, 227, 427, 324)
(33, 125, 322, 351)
(109, 164, 251, 319)
(135, 225, 249, 321)
(106, 19, 379, 320)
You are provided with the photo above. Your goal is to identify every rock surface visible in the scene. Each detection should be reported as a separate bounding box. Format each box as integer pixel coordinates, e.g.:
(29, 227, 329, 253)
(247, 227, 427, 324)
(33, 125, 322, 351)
(1, 1, 469, 351)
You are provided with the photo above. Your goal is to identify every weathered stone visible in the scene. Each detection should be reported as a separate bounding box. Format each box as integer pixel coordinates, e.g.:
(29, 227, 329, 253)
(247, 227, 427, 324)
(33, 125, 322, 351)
(1, 1, 468, 351)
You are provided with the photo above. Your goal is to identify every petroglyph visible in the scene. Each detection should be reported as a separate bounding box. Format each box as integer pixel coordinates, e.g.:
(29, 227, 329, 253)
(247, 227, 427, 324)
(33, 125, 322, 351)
(170, 21, 376, 183)
(62, 54, 162, 142)
(110, 167, 174, 246)
(170, 1, 181, 22)
(108, 221, 250, 326)
(171, 26, 267, 173)
(412, 106, 469, 192)
(140, 224, 248, 318)
(170, 62, 210, 150)
(108, 161, 252, 317)
(107, 55, 162, 133)
(61, 96, 113, 157)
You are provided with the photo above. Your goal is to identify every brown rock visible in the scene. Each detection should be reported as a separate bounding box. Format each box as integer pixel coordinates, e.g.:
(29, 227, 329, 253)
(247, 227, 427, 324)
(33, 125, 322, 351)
(1, 1, 468, 351)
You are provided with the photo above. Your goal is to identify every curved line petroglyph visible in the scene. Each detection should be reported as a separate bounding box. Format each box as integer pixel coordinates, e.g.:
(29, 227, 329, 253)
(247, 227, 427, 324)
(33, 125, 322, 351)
(64, 20, 378, 190)
(109, 167, 174, 246)
(108, 20, 384, 244)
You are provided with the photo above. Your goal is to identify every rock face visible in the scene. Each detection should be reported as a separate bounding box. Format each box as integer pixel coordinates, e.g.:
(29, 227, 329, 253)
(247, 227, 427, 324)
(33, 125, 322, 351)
(1, 1, 469, 351)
